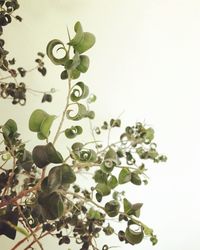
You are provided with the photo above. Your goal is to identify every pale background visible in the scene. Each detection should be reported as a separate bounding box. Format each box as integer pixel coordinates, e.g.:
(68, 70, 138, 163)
(1, 0, 200, 249)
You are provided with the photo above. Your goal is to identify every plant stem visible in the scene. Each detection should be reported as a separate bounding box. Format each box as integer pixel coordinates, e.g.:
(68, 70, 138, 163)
(53, 71, 71, 145)
(11, 225, 42, 250)
(23, 230, 54, 250)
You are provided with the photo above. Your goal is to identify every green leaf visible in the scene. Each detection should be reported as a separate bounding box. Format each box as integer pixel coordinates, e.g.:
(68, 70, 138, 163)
(85, 110, 95, 119)
(105, 200, 120, 217)
(108, 175, 118, 189)
(61, 164, 76, 184)
(103, 224, 114, 235)
(93, 170, 107, 183)
(110, 118, 121, 128)
(76, 55, 90, 73)
(95, 183, 111, 196)
(104, 148, 118, 163)
(87, 94, 97, 104)
(29, 109, 48, 132)
(2, 119, 17, 136)
(70, 82, 89, 102)
(65, 126, 83, 139)
(40, 114, 56, 138)
(143, 225, 153, 236)
(145, 128, 154, 142)
(150, 235, 158, 245)
(131, 172, 142, 185)
(46, 39, 68, 66)
(71, 142, 84, 151)
(118, 168, 131, 184)
(78, 149, 97, 163)
(125, 227, 144, 245)
(65, 51, 80, 70)
(123, 198, 134, 215)
(70, 68, 81, 79)
(68, 21, 84, 46)
(74, 32, 96, 54)
(132, 203, 143, 217)
(87, 208, 102, 220)
(48, 166, 62, 191)
(66, 103, 87, 121)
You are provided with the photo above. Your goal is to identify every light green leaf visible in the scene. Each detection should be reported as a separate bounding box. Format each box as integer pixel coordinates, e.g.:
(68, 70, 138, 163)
(70, 68, 81, 79)
(123, 198, 134, 215)
(108, 175, 118, 189)
(132, 203, 143, 218)
(68, 21, 84, 46)
(118, 168, 131, 184)
(74, 32, 96, 54)
(65, 51, 80, 70)
(93, 170, 107, 183)
(40, 114, 56, 138)
(76, 55, 90, 73)
(96, 183, 111, 196)
(29, 109, 48, 132)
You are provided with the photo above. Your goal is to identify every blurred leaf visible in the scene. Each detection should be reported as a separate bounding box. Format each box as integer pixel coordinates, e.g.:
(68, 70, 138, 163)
(65, 51, 80, 70)
(2, 119, 17, 137)
(61, 164, 76, 184)
(132, 203, 143, 217)
(105, 200, 120, 217)
(48, 166, 62, 191)
(77, 55, 90, 73)
(125, 227, 144, 245)
(68, 21, 84, 46)
(29, 109, 48, 132)
(108, 175, 118, 189)
(93, 170, 107, 183)
(71, 69, 81, 79)
(118, 168, 131, 184)
(40, 114, 56, 138)
(131, 172, 142, 185)
(60, 70, 68, 80)
(96, 183, 111, 196)
(123, 198, 134, 215)
(65, 126, 83, 139)
(74, 32, 96, 54)
(87, 94, 97, 104)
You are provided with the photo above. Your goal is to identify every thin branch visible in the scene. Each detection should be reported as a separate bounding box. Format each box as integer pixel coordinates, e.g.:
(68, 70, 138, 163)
(53, 70, 71, 145)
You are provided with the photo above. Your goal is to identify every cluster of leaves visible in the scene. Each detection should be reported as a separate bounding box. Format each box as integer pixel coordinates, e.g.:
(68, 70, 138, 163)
(0, 1, 53, 105)
(0, 20, 166, 250)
